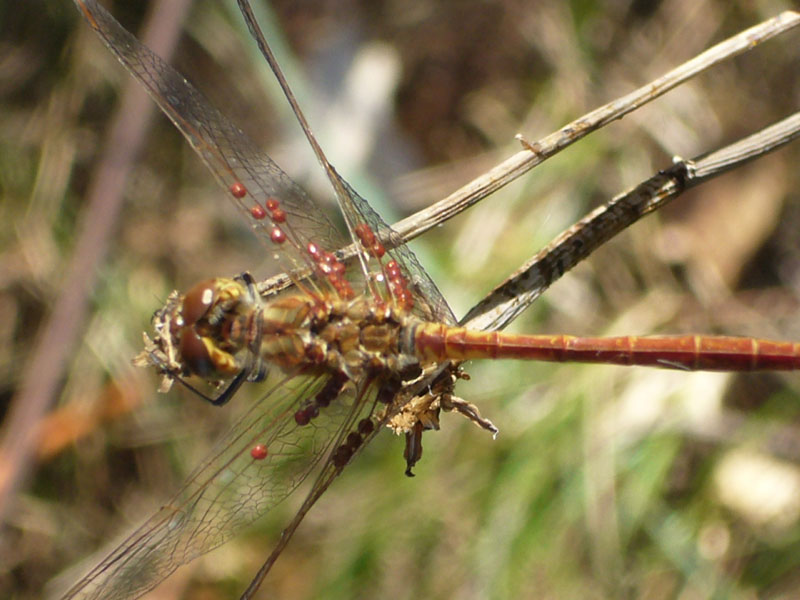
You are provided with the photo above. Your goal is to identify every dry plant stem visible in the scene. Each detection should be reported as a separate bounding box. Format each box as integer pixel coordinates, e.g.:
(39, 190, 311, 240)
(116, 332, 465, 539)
(254, 11, 800, 300)
(462, 111, 800, 331)
(0, 0, 193, 522)
(393, 11, 800, 242)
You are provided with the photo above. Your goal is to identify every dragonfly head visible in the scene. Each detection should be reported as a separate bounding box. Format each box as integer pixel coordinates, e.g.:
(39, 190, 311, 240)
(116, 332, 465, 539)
(177, 278, 248, 379)
(135, 277, 260, 394)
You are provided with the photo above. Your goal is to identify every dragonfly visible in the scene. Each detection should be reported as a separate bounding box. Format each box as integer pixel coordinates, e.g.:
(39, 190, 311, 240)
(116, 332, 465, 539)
(63, 1, 800, 599)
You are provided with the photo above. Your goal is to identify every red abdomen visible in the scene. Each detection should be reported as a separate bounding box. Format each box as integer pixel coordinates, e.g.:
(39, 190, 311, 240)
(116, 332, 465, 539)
(412, 323, 800, 371)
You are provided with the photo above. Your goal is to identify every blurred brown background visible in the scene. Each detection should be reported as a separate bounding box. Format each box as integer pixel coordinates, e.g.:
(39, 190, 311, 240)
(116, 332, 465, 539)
(2, 1, 800, 598)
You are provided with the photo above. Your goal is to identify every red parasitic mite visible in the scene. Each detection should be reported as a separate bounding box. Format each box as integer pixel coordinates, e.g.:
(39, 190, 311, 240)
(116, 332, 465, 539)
(250, 444, 268, 460)
(270, 226, 286, 244)
(230, 182, 248, 198)
(306, 241, 321, 258)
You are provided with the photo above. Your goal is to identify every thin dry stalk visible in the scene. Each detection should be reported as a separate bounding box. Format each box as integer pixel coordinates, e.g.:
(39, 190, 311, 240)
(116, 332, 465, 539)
(0, 0, 193, 523)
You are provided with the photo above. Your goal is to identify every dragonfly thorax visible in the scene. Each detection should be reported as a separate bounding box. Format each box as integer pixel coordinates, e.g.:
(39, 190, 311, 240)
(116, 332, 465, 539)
(138, 276, 425, 395)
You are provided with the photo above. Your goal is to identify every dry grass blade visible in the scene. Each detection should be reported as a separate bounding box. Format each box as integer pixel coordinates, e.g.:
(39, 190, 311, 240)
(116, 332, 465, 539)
(0, 0, 193, 525)
(463, 111, 800, 331)
(392, 10, 800, 242)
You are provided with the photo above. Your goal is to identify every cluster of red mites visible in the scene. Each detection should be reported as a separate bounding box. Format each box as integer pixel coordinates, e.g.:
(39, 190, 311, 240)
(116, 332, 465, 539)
(354, 224, 413, 310)
(384, 259, 414, 311)
(263, 197, 287, 244)
(354, 223, 386, 258)
(305, 240, 354, 299)
(331, 418, 375, 468)
(294, 373, 348, 426)
(291, 374, 374, 468)
(229, 183, 289, 244)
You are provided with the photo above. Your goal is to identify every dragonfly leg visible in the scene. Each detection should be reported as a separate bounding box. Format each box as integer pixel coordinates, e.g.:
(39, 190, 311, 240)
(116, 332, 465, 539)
(442, 394, 499, 438)
(208, 368, 249, 406)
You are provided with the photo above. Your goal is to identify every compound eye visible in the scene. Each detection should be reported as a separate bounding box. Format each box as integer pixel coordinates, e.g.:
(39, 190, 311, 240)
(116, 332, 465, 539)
(181, 279, 218, 326)
(179, 326, 215, 378)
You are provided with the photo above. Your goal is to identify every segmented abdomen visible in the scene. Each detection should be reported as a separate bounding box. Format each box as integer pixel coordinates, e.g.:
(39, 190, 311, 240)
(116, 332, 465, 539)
(412, 323, 800, 371)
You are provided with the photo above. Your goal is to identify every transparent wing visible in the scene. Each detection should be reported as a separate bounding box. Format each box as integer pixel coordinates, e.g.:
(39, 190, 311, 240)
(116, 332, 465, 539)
(339, 177, 456, 324)
(74, 0, 349, 284)
(234, 0, 456, 325)
(60, 372, 372, 600)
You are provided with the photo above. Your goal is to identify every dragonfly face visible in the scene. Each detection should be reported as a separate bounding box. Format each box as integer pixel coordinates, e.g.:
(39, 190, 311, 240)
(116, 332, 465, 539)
(175, 277, 259, 380)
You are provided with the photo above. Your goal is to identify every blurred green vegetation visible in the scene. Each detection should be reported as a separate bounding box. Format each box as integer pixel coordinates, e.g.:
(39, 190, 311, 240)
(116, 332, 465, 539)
(3, 1, 800, 599)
